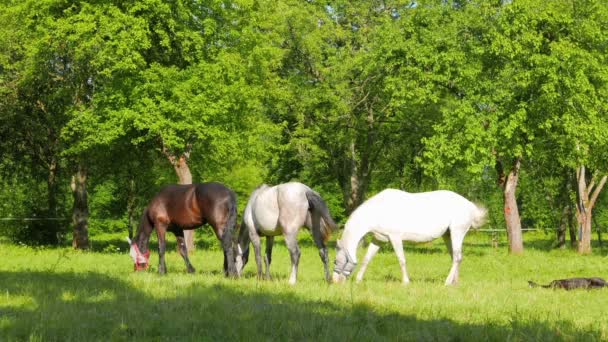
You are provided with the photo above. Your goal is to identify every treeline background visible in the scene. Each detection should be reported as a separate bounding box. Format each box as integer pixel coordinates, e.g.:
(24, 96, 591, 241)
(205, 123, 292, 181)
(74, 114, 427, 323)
(1, 0, 607, 253)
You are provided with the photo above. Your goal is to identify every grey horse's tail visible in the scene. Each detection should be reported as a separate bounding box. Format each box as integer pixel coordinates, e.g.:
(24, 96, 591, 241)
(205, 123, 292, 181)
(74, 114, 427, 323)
(306, 190, 337, 242)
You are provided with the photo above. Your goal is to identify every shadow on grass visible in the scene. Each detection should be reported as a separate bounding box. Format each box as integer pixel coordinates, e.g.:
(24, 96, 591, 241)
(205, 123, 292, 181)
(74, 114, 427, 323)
(0, 271, 602, 341)
(89, 229, 221, 254)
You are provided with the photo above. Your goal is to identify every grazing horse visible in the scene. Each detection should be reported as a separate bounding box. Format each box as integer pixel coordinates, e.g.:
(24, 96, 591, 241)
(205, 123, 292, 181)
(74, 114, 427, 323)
(235, 182, 337, 284)
(129, 182, 238, 276)
(333, 189, 487, 285)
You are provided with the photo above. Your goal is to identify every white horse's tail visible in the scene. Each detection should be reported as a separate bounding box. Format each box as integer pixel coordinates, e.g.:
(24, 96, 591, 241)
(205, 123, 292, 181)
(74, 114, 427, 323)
(471, 204, 488, 229)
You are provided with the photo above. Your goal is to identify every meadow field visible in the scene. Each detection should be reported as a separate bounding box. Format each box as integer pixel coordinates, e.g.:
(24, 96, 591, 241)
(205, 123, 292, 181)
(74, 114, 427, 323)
(1, 230, 607, 341)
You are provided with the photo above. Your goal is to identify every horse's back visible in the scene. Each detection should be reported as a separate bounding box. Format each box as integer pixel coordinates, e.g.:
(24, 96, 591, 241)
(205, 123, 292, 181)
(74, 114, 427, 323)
(249, 182, 311, 234)
(277, 182, 311, 208)
(194, 182, 236, 204)
(348, 189, 477, 241)
(148, 182, 235, 228)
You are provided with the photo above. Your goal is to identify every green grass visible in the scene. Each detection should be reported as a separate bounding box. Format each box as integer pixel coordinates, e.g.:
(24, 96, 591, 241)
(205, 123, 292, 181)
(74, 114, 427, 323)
(1, 230, 607, 341)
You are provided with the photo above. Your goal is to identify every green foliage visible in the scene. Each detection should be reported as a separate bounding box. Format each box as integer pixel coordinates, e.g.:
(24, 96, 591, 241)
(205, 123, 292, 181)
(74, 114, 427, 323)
(2, 0, 608, 245)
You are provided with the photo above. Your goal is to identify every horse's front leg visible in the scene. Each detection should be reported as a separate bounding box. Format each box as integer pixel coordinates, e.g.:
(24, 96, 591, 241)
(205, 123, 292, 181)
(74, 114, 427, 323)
(389, 236, 410, 284)
(175, 229, 195, 273)
(356, 242, 381, 283)
(156, 224, 168, 275)
(285, 232, 301, 285)
(264, 236, 274, 280)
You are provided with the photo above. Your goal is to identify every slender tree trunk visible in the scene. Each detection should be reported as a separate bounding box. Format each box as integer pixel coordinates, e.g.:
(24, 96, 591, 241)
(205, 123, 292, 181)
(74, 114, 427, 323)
(162, 142, 195, 251)
(556, 205, 569, 249)
(568, 215, 578, 248)
(498, 158, 524, 254)
(593, 216, 603, 248)
(46, 156, 62, 244)
(575, 166, 607, 254)
(47, 157, 58, 216)
(343, 139, 370, 215)
(71, 163, 89, 249)
(126, 178, 137, 240)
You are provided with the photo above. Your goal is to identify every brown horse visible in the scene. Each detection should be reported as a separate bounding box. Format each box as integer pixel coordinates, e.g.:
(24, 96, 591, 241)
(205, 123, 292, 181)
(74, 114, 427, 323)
(129, 182, 237, 276)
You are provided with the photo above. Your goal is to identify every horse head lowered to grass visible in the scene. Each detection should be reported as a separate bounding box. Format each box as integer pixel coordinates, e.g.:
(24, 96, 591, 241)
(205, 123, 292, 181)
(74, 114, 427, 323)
(333, 189, 487, 286)
(235, 182, 337, 284)
(128, 182, 238, 277)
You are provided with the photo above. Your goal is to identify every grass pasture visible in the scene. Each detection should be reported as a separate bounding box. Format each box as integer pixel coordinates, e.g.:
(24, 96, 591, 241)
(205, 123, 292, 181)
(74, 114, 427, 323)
(1, 230, 607, 341)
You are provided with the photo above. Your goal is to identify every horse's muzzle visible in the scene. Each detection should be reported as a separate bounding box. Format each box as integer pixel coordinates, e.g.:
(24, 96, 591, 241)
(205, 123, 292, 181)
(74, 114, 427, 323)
(134, 262, 150, 271)
(332, 272, 346, 283)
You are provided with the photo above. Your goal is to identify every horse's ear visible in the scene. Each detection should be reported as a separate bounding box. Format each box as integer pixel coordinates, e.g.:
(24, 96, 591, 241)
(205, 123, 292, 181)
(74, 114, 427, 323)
(336, 239, 342, 248)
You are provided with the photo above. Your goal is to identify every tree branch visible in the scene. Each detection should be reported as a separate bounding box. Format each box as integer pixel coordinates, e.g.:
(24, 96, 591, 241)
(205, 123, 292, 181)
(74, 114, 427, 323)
(589, 175, 607, 209)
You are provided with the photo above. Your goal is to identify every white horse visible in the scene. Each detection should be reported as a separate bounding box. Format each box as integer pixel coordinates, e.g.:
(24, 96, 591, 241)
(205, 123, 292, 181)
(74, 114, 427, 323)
(332, 189, 487, 285)
(235, 182, 337, 284)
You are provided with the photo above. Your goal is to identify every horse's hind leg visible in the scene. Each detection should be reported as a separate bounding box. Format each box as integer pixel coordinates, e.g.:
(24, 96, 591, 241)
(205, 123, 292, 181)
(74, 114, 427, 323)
(174, 229, 195, 273)
(264, 236, 274, 279)
(445, 227, 466, 286)
(356, 241, 381, 283)
(310, 212, 330, 282)
(249, 229, 264, 279)
(389, 236, 410, 284)
(285, 231, 301, 285)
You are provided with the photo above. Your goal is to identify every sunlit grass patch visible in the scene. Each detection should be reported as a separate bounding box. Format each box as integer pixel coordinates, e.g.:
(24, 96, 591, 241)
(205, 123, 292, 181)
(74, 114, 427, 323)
(1, 231, 607, 341)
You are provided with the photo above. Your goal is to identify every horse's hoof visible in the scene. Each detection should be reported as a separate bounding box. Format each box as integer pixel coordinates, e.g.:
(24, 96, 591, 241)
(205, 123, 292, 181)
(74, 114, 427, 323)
(187, 268, 196, 274)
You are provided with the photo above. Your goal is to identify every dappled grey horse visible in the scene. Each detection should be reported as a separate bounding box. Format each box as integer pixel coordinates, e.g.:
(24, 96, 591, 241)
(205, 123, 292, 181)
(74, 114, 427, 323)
(235, 182, 337, 284)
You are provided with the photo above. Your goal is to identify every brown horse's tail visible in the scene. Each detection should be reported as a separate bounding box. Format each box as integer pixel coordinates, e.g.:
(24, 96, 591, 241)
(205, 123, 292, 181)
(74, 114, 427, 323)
(306, 190, 337, 242)
(223, 191, 238, 277)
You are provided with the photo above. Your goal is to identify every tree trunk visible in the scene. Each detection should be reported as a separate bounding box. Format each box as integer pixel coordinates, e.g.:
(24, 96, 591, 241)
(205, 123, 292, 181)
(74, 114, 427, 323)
(575, 166, 607, 254)
(593, 216, 603, 248)
(498, 158, 524, 254)
(173, 155, 193, 184)
(343, 139, 370, 215)
(556, 205, 569, 249)
(577, 211, 593, 254)
(46, 156, 62, 244)
(162, 142, 195, 251)
(71, 163, 89, 249)
(47, 157, 58, 216)
(568, 215, 578, 248)
(174, 155, 195, 251)
(126, 178, 137, 240)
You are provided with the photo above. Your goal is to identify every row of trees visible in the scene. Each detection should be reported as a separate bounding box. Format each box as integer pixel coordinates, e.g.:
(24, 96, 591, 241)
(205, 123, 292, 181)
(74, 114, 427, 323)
(1, 0, 607, 254)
